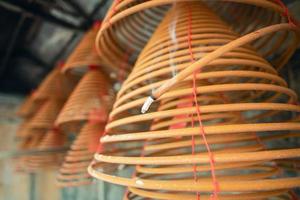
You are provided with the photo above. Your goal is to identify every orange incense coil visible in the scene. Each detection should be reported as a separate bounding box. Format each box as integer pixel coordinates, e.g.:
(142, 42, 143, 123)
(55, 68, 112, 132)
(16, 131, 46, 171)
(56, 122, 105, 187)
(32, 66, 79, 101)
(18, 131, 46, 150)
(23, 129, 66, 171)
(17, 94, 44, 118)
(89, 1, 300, 199)
(96, 0, 299, 73)
(96, 0, 169, 72)
(16, 119, 45, 138)
(27, 100, 64, 130)
(62, 25, 104, 75)
(205, 0, 300, 70)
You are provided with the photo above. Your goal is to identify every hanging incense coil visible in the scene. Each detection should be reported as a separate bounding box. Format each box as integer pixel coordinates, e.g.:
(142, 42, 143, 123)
(55, 68, 112, 132)
(18, 131, 46, 150)
(62, 25, 103, 75)
(89, 1, 300, 199)
(17, 94, 44, 118)
(16, 119, 45, 138)
(96, 0, 299, 74)
(27, 100, 64, 130)
(16, 131, 46, 171)
(32, 66, 79, 101)
(57, 122, 105, 187)
(96, 0, 168, 72)
(23, 129, 66, 171)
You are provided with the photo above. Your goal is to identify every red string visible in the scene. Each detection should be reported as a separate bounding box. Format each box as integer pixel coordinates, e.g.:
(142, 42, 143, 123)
(290, 191, 299, 200)
(107, 0, 122, 26)
(88, 130, 104, 153)
(187, 8, 200, 200)
(89, 107, 108, 124)
(57, 60, 65, 69)
(51, 126, 60, 134)
(274, 0, 299, 27)
(88, 65, 99, 71)
(30, 89, 36, 97)
(93, 20, 102, 30)
(187, 6, 219, 200)
(95, 115, 112, 153)
(169, 96, 193, 130)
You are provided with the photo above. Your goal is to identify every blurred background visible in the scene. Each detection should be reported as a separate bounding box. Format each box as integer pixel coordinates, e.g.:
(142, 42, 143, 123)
(0, 0, 127, 199)
(0, 0, 299, 200)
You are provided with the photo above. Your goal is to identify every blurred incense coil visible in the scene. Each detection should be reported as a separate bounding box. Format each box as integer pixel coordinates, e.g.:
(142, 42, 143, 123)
(55, 69, 112, 132)
(57, 122, 104, 187)
(16, 119, 45, 138)
(27, 100, 64, 130)
(32, 66, 79, 101)
(18, 131, 46, 150)
(62, 25, 104, 75)
(16, 94, 44, 118)
(22, 129, 66, 171)
(89, 1, 300, 199)
(16, 131, 46, 171)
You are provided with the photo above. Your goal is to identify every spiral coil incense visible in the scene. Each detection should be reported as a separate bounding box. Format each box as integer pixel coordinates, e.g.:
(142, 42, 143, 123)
(88, 1, 300, 199)
(17, 93, 44, 118)
(16, 132, 46, 171)
(56, 67, 113, 186)
(55, 68, 112, 132)
(96, 0, 168, 72)
(23, 129, 66, 171)
(27, 99, 65, 130)
(32, 66, 79, 101)
(18, 131, 46, 151)
(56, 122, 105, 187)
(62, 24, 104, 75)
(16, 119, 45, 138)
(96, 0, 299, 75)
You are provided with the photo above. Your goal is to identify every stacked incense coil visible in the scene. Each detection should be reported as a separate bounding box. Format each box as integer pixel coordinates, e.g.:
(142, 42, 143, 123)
(16, 93, 44, 138)
(16, 64, 78, 171)
(57, 122, 104, 187)
(17, 93, 44, 119)
(27, 100, 65, 130)
(62, 24, 104, 75)
(23, 129, 66, 171)
(55, 68, 111, 132)
(96, 0, 169, 72)
(89, 1, 300, 199)
(205, 0, 300, 70)
(55, 67, 113, 187)
(53, 19, 115, 187)
(16, 131, 45, 171)
(32, 66, 78, 101)
(96, 0, 300, 73)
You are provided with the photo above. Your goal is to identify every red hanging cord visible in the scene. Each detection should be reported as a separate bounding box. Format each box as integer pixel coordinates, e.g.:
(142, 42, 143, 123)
(274, 0, 299, 27)
(107, 0, 122, 26)
(187, 6, 219, 200)
(290, 190, 299, 200)
(187, 7, 200, 200)
(51, 126, 60, 134)
(93, 20, 102, 30)
(57, 60, 65, 69)
(88, 64, 99, 71)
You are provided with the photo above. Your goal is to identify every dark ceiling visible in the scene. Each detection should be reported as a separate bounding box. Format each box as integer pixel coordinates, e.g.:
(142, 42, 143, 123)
(0, 0, 299, 96)
(0, 0, 110, 95)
